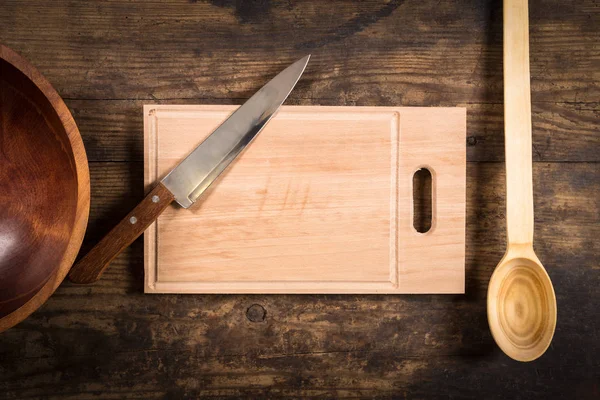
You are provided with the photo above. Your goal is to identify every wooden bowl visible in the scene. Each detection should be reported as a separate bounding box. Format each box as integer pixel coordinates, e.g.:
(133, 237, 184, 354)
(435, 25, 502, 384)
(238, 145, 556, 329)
(0, 45, 89, 332)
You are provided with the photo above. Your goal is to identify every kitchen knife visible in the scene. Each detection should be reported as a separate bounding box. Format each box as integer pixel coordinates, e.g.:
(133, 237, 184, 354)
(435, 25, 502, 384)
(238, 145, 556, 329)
(69, 55, 310, 284)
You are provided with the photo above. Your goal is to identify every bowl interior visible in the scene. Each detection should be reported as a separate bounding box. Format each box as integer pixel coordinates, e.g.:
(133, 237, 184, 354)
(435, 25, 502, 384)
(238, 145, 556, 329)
(0, 57, 79, 318)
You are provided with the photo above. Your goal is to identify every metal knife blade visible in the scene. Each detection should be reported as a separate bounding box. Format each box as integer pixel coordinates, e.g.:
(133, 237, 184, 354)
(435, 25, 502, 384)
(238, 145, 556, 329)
(161, 55, 310, 208)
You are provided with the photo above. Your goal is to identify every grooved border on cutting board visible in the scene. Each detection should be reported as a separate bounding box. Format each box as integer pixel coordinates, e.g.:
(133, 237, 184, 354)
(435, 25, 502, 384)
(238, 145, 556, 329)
(144, 105, 465, 294)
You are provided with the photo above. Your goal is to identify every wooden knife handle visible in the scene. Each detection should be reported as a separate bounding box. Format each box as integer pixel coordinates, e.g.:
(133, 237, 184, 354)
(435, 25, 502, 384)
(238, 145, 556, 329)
(69, 183, 175, 284)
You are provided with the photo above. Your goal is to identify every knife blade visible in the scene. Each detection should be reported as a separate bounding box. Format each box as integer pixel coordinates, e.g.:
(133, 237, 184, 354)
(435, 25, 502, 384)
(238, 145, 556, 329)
(163, 55, 310, 208)
(68, 55, 310, 284)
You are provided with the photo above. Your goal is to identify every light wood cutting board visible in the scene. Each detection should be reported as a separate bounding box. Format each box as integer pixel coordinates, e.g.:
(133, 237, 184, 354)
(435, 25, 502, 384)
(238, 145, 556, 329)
(144, 105, 466, 294)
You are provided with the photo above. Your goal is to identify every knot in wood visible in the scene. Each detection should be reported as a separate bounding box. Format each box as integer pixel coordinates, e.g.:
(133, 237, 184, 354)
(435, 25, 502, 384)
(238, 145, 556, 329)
(246, 304, 266, 322)
(467, 136, 478, 146)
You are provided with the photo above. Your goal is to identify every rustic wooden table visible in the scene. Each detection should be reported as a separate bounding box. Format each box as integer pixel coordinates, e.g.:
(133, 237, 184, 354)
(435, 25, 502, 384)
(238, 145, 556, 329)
(1, 1, 598, 398)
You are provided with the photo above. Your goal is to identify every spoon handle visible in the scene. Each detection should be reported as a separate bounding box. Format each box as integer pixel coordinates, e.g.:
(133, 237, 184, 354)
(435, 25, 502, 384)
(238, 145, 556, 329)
(504, 0, 534, 246)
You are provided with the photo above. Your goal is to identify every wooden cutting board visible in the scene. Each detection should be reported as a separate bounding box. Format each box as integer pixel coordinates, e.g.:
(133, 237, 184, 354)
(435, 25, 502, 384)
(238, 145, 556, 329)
(144, 105, 466, 294)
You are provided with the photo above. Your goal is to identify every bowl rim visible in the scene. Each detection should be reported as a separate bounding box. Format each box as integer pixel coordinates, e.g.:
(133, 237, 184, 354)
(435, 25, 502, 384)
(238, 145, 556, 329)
(0, 44, 90, 332)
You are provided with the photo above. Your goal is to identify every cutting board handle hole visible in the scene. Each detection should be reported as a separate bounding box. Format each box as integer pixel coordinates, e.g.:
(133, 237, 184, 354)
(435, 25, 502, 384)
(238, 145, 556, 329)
(413, 168, 432, 233)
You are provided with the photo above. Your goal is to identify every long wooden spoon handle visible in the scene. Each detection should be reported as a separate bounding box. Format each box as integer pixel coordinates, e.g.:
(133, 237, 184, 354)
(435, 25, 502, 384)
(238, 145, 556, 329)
(68, 183, 175, 284)
(504, 0, 534, 246)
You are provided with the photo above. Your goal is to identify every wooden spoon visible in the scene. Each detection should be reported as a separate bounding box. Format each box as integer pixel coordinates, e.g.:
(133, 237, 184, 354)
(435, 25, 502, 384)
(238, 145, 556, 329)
(487, 0, 557, 361)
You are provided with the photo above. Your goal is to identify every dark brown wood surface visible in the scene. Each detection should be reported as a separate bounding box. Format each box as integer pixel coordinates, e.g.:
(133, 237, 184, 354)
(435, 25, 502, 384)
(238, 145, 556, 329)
(0, 0, 598, 398)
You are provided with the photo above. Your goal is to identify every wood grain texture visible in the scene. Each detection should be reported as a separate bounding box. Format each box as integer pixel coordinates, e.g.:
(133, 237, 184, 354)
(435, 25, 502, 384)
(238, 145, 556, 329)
(0, 45, 90, 331)
(0, 0, 598, 398)
(0, 0, 597, 104)
(69, 183, 174, 284)
(144, 105, 466, 294)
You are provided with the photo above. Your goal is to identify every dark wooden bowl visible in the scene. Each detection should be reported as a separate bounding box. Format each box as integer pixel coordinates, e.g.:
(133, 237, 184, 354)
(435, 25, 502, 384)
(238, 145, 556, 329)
(0, 45, 90, 332)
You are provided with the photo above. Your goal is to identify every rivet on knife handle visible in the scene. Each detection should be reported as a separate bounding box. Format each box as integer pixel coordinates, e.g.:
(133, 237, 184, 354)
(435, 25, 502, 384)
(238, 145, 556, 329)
(68, 183, 174, 283)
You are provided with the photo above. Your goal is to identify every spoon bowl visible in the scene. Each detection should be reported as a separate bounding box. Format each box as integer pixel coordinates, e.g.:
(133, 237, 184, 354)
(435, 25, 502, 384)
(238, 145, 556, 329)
(488, 251, 556, 361)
